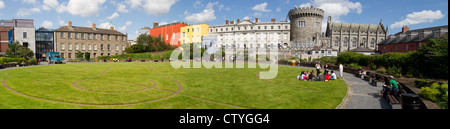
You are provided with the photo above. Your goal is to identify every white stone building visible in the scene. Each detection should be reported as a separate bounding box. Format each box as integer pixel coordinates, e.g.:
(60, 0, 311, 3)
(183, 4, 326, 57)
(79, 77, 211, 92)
(208, 18, 290, 51)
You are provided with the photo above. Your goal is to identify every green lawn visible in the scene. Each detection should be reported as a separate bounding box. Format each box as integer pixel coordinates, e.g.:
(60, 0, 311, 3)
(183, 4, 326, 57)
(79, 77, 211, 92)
(0, 62, 347, 109)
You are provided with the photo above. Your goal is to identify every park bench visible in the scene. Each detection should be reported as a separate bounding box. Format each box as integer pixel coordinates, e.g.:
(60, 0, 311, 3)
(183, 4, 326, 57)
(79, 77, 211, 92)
(385, 83, 407, 109)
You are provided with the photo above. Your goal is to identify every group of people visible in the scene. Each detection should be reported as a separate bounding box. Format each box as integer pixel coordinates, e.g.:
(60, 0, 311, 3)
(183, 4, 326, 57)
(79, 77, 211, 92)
(296, 61, 344, 82)
(297, 69, 337, 81)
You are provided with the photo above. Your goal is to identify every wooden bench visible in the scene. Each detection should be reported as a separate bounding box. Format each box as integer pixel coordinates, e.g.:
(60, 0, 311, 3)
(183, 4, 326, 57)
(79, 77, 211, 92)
(387, 94, 402, 109)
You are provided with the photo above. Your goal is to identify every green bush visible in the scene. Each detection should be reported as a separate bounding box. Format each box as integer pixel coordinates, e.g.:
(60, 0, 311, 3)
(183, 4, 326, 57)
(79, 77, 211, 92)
(420, 83, 448, 109)
(420, 86, 441, 102)
(348, 63, 362, 69)
(415, 79, 434, 88)
(0, 57, 27, 64)
(376, 68, 386, 73)
(27, 58, 37, 63)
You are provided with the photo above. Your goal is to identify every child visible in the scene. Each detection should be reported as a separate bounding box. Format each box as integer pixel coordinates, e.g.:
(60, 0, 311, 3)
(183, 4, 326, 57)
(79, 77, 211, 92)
(324, 72, 330, 82)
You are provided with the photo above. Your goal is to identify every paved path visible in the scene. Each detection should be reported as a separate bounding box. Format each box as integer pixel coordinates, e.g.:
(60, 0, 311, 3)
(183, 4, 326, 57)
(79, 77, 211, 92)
(340, 72, 392, 109)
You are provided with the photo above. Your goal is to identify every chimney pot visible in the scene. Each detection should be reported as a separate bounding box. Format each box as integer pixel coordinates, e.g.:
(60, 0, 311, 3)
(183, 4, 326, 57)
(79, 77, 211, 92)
(402, 25, 410, 33)
(153, 22, 159, 28)
(271, 18, 276, 22)
(237, 19, 240, 23)
(255, 18, 259, 23)
(226, 20, 229, 25)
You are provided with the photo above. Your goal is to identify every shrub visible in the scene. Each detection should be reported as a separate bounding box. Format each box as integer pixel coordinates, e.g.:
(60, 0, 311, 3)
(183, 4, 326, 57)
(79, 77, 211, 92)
(420, 86, 441, 102)
(376, 68, 386, 73)
(27, 58, 37, 63)
(415, 79, 434, 88)
(348, 63, 362, 69)
(0, 57, 27, 64)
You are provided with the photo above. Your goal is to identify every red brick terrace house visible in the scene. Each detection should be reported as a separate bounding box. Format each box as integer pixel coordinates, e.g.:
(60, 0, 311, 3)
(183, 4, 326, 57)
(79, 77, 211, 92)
(378, 25, 448, 54)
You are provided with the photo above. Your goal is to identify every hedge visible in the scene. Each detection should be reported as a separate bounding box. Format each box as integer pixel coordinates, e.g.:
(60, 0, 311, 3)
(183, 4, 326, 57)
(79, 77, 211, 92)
(0, 57, 27, 64)
(97, 51, 175, 61)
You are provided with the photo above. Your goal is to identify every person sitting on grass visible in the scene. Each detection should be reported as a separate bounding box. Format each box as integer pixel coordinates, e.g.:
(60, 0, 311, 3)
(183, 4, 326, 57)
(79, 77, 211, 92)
(330, 71, 337, 80)
(303, 71, 309, 80)
(316, 71, 324, 81)
(298, 71, 304, 80)
(308, 70, 316, 81)
(324, 72, 330, 82)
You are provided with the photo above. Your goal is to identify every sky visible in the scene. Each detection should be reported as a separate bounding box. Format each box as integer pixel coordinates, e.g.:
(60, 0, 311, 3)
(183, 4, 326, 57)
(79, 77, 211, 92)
(0, 0, 448, 40)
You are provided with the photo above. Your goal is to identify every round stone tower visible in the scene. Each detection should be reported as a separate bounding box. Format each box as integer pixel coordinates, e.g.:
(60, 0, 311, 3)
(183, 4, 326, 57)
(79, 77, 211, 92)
(288, 6, 324, 47)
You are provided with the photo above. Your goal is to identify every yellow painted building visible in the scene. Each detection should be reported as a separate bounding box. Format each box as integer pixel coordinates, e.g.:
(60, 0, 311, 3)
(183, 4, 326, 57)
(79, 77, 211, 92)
(180, 24, 209, 44)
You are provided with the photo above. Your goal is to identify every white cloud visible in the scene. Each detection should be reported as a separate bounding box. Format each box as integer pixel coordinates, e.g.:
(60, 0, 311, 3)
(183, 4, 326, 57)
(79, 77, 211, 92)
(118, 21, 133, 32)
(59, 20, 65, 26)
(299, 0, 363, 32)
(253, 12, 262, 18)
(59, 0, 106, 17)
(0, 0, 5, 9)
(22, 0, 37, 5)
(185, 9, 216, 23)
(40, 20, 54, 28)
(390, 10, 445, 29)
(111, 1, 129, 13)
(252, 2, 272, 12)
(276, 8, 282, 12)
(301, 0, 362, 19)
(127, 0, 178, 16)
(193, 1, 203, 8)
(98, 22, 111, 29)
(16, 8, 41, 17)
(184, 2, 219, 23)
(106, 12, 120, 20)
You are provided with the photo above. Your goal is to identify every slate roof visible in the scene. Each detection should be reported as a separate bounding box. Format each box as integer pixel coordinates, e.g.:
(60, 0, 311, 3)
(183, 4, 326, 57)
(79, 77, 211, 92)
(55, 26, 126, 36)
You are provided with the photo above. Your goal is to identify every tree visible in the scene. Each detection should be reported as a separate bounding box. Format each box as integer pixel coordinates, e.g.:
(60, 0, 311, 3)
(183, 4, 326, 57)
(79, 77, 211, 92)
(6, 41, 34, 59)
(85, 52, 91, 61)
(76, 51, 84, 59)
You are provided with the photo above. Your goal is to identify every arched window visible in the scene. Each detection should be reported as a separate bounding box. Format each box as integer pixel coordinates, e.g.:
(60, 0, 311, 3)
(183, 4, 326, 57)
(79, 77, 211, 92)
(352, 37, 357, 47)
(344, 37, 348, 47)
(370, 38, 375, 48)
(334, 37, 340, 47)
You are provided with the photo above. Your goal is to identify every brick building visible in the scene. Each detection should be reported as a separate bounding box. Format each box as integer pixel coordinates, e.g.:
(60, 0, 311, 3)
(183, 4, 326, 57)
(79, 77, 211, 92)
(55, 21, 128, 59)
(0, 27, 13, 54)
(378, 25, 448, 54)
(150, 22, 188, 46)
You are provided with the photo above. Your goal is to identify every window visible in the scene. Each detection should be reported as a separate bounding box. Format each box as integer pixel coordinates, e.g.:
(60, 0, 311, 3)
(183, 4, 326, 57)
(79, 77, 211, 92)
(405, 45, 408, 53)
(68, 43, 72, 51)
(75, 44, 79, 51)
(75, 33, 79, 39)
(298, 21, 306, 27)
(68, 53, 72, 58)
(116, 45, 119, 51)
(94, 34, 97, 40)
(285, 26, 288, 29)
(60, 32, 64, 38)
(88, 44, 92, 51)
(183, 32, 185, 37)
(23, 32, 27, 38)
(94, 44, 98, 51)
(166, 34, 169, 40)
(82, 44, 85, 51)
(61, 53, 65, 58)
(352, 37, 357, 47)
(197, 28, 200, 32)
(316, 22, 320, 28)
(264, 26, 267, 30)
(101, 34, 104, 40)
(122, 45, 125, 51)
(370, 38, 375, 48)
(93, 53, 96, 58)
(108, 35, 111, 40)
(258, 26, 261, 30)
(23, 42, 29, 48)
(68, 32, 72, 38)
(116, 36, 119, 41)
(187, 29, 190, 32)
(101, 44, 104, 50)
(88, 34, 91, 39)
(61, 43, 65, 51)
(173, 33, 175, 39)
(334, 37, 340, 47)
(344, 37, 348, 47)
(108, 44, 111, 51)
(81, 33, 85, 39)
(271, 26, 274, 30)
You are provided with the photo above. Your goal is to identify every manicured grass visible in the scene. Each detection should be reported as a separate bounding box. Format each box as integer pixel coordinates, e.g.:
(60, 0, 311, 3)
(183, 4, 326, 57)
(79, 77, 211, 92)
(0, 62, 347, 109)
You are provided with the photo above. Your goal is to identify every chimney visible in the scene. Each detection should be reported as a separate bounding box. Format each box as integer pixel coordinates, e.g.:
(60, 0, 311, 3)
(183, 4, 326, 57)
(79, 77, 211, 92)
(226, 20, 229, 25)
(109, 26, 115, 30)
(92, 23, 96, 30)
(153, 22, 159, 28)
(237, 19, 240, 23)
(271, 18, 276, 22)
(68, 21, 72, 28)
(230, 21, 235, 25)
(402, 25, 410, 33)
(255, 18, 259, 23)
